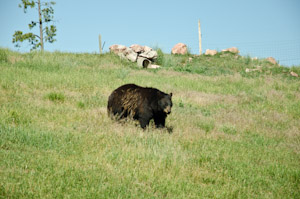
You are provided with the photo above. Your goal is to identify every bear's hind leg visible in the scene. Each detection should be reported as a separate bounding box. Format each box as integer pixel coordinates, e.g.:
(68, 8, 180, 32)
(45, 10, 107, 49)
(110, 107, 127, 120)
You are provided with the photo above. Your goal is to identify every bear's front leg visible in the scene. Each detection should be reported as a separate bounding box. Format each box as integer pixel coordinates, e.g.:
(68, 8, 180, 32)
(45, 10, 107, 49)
(139, 117, 151, 129)
(154, 115, 166, 128)
(136, 106, 153, 129)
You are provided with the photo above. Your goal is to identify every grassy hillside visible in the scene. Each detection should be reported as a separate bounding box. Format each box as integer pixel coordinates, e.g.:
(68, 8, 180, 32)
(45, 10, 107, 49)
(0, 48, 300, 198)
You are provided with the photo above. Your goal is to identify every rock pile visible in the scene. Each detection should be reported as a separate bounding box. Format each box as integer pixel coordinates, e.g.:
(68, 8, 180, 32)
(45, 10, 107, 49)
(109, 44, 158, 68)
(109, 43, 285, 71)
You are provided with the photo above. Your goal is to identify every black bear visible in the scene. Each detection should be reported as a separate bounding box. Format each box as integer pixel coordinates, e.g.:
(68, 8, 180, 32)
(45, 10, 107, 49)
(107, 84, 172, 129)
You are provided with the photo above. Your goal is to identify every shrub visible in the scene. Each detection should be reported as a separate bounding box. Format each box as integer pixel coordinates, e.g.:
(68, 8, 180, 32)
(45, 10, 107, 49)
(45, 92, 65, 102)
(221, 125, 237, 135)
(155, 48, 164, 65)
(197, 120, 215, 133)
(0, 48, 8, 63)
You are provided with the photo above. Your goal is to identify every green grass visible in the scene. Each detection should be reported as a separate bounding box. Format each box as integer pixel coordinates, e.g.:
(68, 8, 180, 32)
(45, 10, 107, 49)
(1, 48, 300, 198)
(45, 92, 65, 102)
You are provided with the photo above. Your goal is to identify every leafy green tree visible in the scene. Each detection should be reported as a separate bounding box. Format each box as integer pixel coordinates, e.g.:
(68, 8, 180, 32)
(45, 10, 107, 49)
(12, 0, 56, 51)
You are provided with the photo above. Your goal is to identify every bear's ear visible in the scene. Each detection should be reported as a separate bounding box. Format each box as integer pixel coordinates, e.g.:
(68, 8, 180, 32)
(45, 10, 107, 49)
(169, 93, 173, 97)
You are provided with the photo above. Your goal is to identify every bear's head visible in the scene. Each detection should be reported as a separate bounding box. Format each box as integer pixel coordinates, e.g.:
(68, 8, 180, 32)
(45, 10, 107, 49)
(158, 93, 173, 114)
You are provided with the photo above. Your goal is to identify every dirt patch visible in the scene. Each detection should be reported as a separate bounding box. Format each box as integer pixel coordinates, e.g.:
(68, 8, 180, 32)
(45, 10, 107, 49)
(8, 56, 24, 64)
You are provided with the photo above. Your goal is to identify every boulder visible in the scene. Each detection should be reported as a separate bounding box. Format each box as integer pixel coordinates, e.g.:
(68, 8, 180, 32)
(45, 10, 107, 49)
(130, 44, 144, 53)
(290, 71, 299, 77)
(148, 64, 160, 69)
(266, 57, 277, 65)
(205, 49, 218, 56)
(109, 44, 127, 54)
(109, 44, 137, 62)
(124, 48, 138, 62)
(109, 44, 158, 65)
(139, 46, 158, 60)
(143, 46, 153, 53)
(222, 47, 239, 54)
(171, 43, 188, 55)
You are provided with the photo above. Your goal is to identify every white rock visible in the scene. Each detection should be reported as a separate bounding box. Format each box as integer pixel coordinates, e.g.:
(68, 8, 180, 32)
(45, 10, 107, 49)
(148, 64, 160, 69)
(205, 49, 217, 56)
(290, 71, 299, 77)
(221, 47, 239, 54)
(130, 44, 144, 53)
(266, 57, 277, 65)
(171, 43, 188, 55)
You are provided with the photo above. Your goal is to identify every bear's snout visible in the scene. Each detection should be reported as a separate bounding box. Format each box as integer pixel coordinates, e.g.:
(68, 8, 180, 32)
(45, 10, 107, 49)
(164, 106, 172, 114)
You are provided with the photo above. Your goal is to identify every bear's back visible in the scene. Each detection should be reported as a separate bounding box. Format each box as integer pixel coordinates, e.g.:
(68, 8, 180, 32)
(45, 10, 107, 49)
(112, 84, 162, 98)
(108, 84, 166, 110)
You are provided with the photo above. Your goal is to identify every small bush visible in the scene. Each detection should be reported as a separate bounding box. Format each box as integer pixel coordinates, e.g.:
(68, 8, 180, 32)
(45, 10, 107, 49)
(77, 101, 85, 109)
(0, 49, 8, 63)
(7, 111, 21, 124)
(244, 56, 252, 65)
(155, 48, 164, 65)
(179, 101, 184, 108)
(197, 120, 215, 133)
(200, 108, 211, 117)
(5, 110, 31, 125)
(45, 92, 65, 102)
(221, 125, 237, 135)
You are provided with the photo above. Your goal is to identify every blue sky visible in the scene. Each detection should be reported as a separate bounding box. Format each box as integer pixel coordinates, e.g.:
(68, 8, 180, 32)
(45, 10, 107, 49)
(1, 0, 300, 66)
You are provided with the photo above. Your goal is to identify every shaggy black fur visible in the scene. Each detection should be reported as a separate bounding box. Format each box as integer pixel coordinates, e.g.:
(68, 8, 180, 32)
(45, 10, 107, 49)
(107, 84, 172, 129)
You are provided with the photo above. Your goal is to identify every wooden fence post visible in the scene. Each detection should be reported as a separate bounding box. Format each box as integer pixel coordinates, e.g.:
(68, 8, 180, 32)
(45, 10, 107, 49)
(198, 20, 202, 55)
(99, 34, 102, 54)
